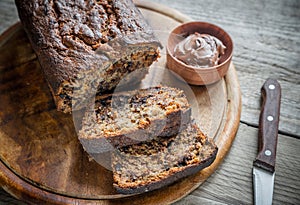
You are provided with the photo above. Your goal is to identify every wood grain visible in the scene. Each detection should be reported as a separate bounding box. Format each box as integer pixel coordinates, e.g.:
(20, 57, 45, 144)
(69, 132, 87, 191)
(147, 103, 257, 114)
(0, 2, 241, 204)
(147, 0, 300, 137)
(174, 124, 300, 205)
(1, 1, 299, 135)
(2, 124, 300, 204)
(0, 0, 18, 35)
(0, 0, 299, 204)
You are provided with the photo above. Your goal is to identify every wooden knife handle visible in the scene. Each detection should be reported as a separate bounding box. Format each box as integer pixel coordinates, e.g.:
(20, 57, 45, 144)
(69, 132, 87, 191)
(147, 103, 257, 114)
(253, 78, 281, 173)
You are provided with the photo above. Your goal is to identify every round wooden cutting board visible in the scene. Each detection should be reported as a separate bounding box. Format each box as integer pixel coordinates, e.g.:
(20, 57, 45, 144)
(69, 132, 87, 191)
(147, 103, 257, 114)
(0, 1, 241, 204)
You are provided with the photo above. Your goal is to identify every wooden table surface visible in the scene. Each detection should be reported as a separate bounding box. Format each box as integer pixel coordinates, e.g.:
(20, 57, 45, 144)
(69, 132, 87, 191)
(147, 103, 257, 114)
(0, 0, 299, 204)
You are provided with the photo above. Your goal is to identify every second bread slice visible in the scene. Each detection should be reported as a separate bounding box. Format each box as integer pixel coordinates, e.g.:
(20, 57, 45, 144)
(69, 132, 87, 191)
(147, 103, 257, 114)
(112, 122, 218, 194)
(79, 86, 191, 153)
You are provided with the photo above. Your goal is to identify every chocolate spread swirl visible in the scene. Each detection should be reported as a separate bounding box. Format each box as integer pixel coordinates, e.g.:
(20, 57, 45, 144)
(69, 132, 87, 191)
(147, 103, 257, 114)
(173, 32, 226, 68)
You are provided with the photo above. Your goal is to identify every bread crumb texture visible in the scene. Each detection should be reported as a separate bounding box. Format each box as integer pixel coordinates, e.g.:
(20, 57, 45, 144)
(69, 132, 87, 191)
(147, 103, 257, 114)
(79, 86, 191, 149)
(112, 123, 217, 189)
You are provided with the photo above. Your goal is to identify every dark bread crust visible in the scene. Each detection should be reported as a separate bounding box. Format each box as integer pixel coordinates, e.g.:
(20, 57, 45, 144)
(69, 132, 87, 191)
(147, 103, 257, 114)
(15, 0, 160, 113)
(79, 86, 191, 152)
(112, 123, 218, 194)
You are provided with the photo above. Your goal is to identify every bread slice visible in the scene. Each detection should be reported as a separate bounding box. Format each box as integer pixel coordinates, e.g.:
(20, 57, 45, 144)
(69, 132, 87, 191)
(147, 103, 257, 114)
(79, 86, 191, 152)
(15, 0, 160, 113)
(112, 122, 218, 194)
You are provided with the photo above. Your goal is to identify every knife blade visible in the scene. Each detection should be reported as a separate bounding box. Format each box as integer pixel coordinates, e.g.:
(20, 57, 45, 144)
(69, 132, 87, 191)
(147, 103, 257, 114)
(253, 78, 281, 205)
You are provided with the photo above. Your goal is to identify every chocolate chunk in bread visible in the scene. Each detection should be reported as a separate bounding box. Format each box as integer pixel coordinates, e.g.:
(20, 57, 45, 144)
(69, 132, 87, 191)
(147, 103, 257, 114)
(15, 0, 160, 113)
(112, 122, 218, 194)
(78, 86, 191, 152)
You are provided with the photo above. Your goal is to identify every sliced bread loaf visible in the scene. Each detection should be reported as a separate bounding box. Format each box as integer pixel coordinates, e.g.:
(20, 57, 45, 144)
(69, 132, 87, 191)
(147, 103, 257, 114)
(112, 122, 218, 194)
(79, 86, 191, 152)
(15, 0, 160, 113)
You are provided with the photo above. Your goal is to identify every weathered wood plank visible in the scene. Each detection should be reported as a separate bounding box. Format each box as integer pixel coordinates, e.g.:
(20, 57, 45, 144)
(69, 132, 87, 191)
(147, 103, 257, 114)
(148, 0, 300, 137)
(0, 2, 241, 204)
(1, 1, 299, 136)
(175, 123, 300, 205)
(0, 0, 18, 35)
(2, 123, 299, 204)
(0, 0, 299, 204)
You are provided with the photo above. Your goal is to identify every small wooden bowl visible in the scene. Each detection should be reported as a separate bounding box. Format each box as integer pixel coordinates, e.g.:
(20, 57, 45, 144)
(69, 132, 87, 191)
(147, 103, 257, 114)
(166, 21, 233, 85)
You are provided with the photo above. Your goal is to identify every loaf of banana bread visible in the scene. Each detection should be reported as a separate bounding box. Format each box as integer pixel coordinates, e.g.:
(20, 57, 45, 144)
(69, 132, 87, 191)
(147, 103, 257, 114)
(15, 0, 160, 113)
(78, 86, 191, 152)
(112, 122, 218, 194)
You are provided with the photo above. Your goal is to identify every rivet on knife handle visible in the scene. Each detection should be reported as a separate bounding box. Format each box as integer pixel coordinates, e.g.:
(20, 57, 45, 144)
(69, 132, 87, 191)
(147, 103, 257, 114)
(253, 78, 281, 173)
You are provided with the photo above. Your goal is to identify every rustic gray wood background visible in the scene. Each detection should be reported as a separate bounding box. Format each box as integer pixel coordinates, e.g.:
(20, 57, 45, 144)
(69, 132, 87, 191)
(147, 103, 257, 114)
(0, 0, 299, 204)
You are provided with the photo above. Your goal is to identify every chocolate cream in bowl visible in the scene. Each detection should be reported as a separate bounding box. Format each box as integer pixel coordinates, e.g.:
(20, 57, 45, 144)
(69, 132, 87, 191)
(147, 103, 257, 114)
(173, 32, 226, 68)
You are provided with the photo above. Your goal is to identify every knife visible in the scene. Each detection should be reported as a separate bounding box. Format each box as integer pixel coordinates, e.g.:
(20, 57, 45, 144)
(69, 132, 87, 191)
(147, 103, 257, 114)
(253, 78, 281, 205)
